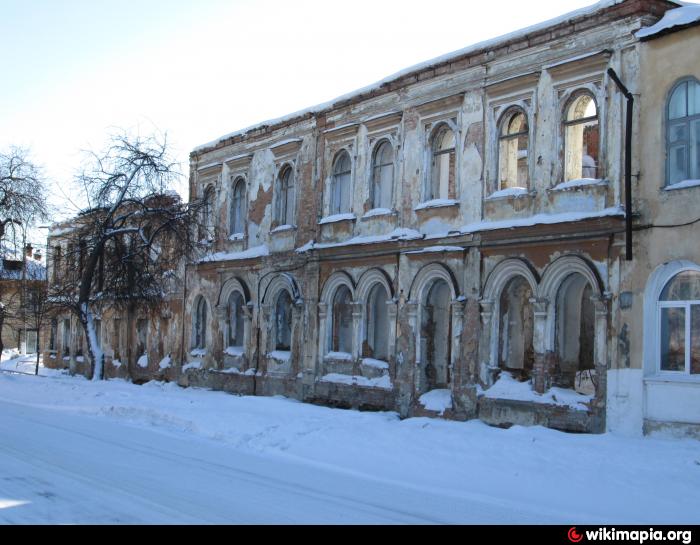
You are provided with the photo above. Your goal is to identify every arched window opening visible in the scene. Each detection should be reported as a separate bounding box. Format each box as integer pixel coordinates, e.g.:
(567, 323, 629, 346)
(498, 109, 529, 190)
(331, 285, 353, 355)
(199, 186, 215, 242)
(667, 79, 700, 185)
(371, 141, 394, 210)
(331, 151, 352, 214)
(192, 297, 207, 350)
(230, 177, 246, 236)
(227, 291, 245, 350)
(564, 94, 599, 181)
(498, 277, 534, 378)
(420, 280, 451, 393)
(276, 166, 295, 226)
(363, 284, 390, 361)
(429, 126, 456, 201)
(659, 270, 700, 375)
(275, 290, 293, 352)
(555, 274, 596, 395)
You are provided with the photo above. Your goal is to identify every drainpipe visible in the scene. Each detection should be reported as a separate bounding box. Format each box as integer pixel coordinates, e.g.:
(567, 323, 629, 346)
(607, 67, 634, 261)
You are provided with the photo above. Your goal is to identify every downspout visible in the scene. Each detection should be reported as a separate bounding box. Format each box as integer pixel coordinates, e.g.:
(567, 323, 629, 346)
(607, 67, 634, 261)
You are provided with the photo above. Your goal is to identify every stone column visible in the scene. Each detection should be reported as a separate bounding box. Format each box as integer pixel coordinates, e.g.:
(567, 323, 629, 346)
(406, 301, 421, 395)
(291, 300, 304, 375)
(530, 297, 549, 394)
(351, 301, 364, 362)
(317, 302, 328, 373)
(450, 298, 466, 388)
(386, 300, 399, 378)
(479, 300, 495, 385)
(591, 294, 610, 409)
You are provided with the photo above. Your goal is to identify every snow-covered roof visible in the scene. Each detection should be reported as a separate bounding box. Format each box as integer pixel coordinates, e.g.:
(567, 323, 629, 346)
(194, 0, 668, 154)
(636, 3, 700, 39)
(0, 258, 47, 281)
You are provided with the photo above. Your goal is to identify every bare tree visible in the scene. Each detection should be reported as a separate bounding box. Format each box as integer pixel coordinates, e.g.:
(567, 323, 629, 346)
(0, 147, 49, 242)
(50, 131, 205, 381)
(23, 280, 50, 375)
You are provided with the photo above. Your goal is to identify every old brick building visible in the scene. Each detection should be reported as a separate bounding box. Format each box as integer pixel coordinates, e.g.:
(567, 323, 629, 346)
(46, 0, 700, 436)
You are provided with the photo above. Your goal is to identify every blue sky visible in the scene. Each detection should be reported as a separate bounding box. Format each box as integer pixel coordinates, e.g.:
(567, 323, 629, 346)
(0, 0, 637, 229)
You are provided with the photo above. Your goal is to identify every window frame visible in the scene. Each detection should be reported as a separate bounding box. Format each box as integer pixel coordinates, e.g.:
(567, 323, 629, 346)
(666, 77, 700, 187)
(370, 139, 394, 210)
(330, 150, 352, 215)
(426, 122, 457, 202)
(275, 164, 296, 226)
(496, 107, 530, 191)
(562, 90, 601, 182)
(229, 176, 246, 237)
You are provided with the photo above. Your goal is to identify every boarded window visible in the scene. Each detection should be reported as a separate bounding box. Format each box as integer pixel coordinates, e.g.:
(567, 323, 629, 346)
(228, 291, 245, 349)
(275, 291, 292, 351)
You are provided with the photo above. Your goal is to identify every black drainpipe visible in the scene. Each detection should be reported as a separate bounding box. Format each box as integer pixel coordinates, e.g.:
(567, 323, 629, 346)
(607, 67, 634, 261)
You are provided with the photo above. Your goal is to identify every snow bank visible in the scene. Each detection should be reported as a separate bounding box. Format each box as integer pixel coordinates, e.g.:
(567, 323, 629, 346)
(636, 4, 700, 39)
(419, 389, 453, 415)
(483, 372, 593, 411)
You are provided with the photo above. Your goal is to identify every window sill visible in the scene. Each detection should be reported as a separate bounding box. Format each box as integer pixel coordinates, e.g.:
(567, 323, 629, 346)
(413, 199, 459, 212)
(319, 213, 356, 225)
(549, 179, 607, 192)
(228, 233, 246, 241)
(270, 224, 297, 234)
(485, 188, 534, 201)
(268, 350, 291, 362)
(361, 208, 396, 220)
(663, 179, 700, 192)
(224, 347, 245, 357)
(644, 374, 700, 385)
(324, 351, 354, 362)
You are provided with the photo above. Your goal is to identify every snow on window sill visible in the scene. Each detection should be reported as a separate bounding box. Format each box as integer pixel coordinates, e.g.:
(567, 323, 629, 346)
(413, 199, 459, 211)
(228, 233, 246, 241)
(549, 178, 607, 192)
(325, 351, 354, 362)
(190, 348, 207, 357)
(485, 187, 532, 201)
(361, 208, 396, 220)
(318, 213, 356, 225)
(270, 224, 297, 234)
(182, 360, 203, 372)
(664, 179, 700, 192)
(361, 357, 389, 370)
(224, 346, 245, 357)
(268, 350, 291, 362)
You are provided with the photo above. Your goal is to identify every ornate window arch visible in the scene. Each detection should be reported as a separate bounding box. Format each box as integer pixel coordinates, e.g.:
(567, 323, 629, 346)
(229, 177, 246, 236)
(319, 272, 355, 358)
(666, 77, 700, 186)
(370, 140, 394, 210)
(497, 107, 529, 190)
(563, 91, 600, 181)
(330, 150, 352, 215)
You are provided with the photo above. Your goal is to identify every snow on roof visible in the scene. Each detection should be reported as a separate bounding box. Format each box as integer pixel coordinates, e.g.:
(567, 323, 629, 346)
(636, 3, 700, 39)
(194, 0, 632, 154)
(0, 258, 47, 281)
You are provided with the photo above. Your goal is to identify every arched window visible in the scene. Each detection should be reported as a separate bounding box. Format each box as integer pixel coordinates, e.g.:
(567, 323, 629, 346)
(564, 93, 599, 181)
(667, 78, 700, 185)
(275, 290, 293, 352)
(364, 284, 389, 361)
(276, 165, 295, 226)
(371, 141, 394, 210)
(659, 270, 700, 375)
(229, 177, 246, 236)
(420, 280, 451, 392)
(498, 109, 529, 190)
(498, 276, 534, 378)
(331, 285, 353, 354)
(227, 291, 245, 349)
(192, 296, 207, 350)
(428, 125, 456, 201)
(331, 151, 352, 214)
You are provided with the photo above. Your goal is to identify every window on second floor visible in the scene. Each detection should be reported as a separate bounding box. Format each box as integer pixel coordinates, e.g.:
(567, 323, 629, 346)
(428, 125, 456, 201)
(371, 140, 394, 210)
(564, 93, 599, 181)
(667, 78, 700, 186)
(498, 108, 529, 190)
(276, 165, 295, 226)
(330, 151, 352, 215)
(229, 177, 246, 236)
(198, 185, 215, 243)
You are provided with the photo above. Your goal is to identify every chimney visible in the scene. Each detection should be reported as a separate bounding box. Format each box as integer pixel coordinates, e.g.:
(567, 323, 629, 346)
(25, 243, 33, 259)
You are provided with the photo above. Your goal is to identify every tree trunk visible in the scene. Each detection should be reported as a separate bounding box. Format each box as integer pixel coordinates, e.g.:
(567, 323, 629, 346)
(80, 303, 104, 381)
(35, 330, 40, 376)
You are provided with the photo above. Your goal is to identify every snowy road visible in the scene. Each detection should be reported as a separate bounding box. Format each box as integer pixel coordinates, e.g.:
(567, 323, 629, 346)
(0, 365, 699, 524)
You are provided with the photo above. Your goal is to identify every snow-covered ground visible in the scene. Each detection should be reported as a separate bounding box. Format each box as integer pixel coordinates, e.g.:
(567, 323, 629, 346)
(0, 361, 699, 524)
